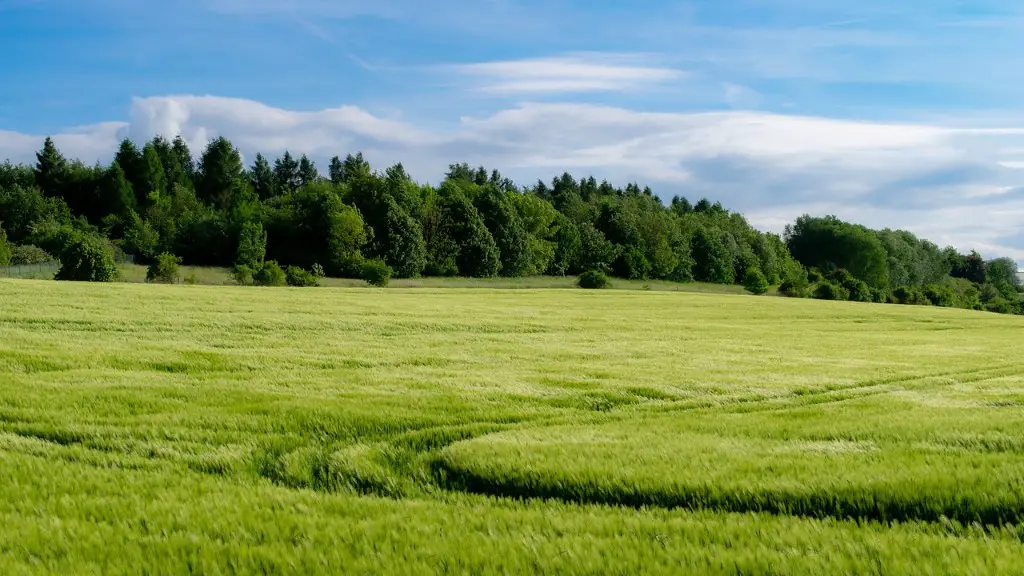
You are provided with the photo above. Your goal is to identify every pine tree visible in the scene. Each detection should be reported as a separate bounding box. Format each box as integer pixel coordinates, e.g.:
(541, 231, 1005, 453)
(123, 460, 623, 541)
(34, 137, 68, 198)
(250, 154, 276, 200)
(197, 137, 244, 208)
(298, 154, 318, 187)
(140, 143, 167, 205)
(328, 156, 345, 185)
(171, 136, 195, 183)
(273, 151, 301, 193)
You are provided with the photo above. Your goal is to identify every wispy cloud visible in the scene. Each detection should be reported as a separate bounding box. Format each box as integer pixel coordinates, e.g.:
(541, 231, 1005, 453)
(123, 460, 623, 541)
(447, 53, 685, 94)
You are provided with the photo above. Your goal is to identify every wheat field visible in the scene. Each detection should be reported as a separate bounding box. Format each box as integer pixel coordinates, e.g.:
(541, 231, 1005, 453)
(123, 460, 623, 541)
(1, 279, 1023, 574)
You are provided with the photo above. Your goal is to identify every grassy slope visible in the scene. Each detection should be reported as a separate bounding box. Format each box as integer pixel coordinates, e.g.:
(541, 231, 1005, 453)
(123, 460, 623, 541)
(0, 280, 1023, 573)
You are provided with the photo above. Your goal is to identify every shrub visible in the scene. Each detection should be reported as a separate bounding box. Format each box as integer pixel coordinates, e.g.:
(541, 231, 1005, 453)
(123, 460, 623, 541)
(183, 272, 200, 285)
(253, 261, 286, 287)
(985, 298, 1014, 315)
(615, 246, 652, 280)
(893, 286, 929, 306)
(362, 259, 392, 287)
(778, 266, 811, 298)
(0, 226, 9, 266)
(231, 264, 255, 286)
(807, 269, 824, 283)
(812, 282, 849, 301)
(9, 244, 53, 265)
(55, 235, 117, 282)
(871, 288, 890, 304)
(577, 269, 609, 290)
(286, 266, 320, 287)
(146, 252, 182, 284)
(924, 284, 956, 308)
(743, 267, 769, 295)
(845, 279, 873, 303)
(311, 263, 326, 279)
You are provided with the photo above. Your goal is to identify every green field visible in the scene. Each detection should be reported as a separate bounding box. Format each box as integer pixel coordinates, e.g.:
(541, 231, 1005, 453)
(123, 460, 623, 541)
(1, 279, 1023, 574)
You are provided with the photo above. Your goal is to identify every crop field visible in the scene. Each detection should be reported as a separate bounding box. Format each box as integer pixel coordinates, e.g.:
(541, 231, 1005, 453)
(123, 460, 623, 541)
(1, 279, 1024, 574)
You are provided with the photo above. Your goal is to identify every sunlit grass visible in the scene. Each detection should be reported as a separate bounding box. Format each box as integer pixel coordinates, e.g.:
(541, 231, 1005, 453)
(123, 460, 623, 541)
(1, 279, 1023, 573)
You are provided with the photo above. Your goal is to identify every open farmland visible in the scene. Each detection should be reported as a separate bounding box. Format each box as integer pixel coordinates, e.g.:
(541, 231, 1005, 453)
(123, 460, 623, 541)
(2, 280, 1024, 574)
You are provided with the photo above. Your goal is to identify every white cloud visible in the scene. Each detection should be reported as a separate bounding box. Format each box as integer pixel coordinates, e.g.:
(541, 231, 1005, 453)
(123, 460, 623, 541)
(2, 94, 1023, 261)
(448, 53, 685, 94)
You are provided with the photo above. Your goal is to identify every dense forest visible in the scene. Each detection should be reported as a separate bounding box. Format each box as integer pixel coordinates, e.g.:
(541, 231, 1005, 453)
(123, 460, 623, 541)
(0, 135, 1021, 314)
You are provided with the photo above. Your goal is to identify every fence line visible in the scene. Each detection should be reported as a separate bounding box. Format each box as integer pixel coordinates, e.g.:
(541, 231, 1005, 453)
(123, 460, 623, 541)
(0, 261, 61, 279)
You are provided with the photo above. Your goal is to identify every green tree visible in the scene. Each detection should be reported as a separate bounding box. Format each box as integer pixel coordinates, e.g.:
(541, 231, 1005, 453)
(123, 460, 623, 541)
(34, 137, 68, 198)
(274, 151, 301, 193)
(0, 225, 10, 265)
(328, 156, 345, 185)
(196, 137, 244, 208)
(475, 186, 531, 277)
(249, 154, 276, 200)
(236, 220, 267, 269)
(171, 136, 195, 184)
(55, 234, 117, 282)
(744, 267, 769, 295)
(139, 143, 167, 208)
(298, 154, 318, 187)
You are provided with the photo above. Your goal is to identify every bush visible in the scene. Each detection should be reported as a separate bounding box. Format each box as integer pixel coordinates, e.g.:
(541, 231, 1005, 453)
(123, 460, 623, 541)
(743, 267, 769, 295)
(311, 263, 326, 279)
(0, 226, 9, 265)
(871, 288, 890, 304)
(778, 267, 811, 298)
(286, 266, 320, 287)
(183, 272, 200, 285)
(812, 282, 849, 301)
(9, 244, 53, 265)
(893, 286, 929, 306)
(253, 261, 286, 287)
(362, 259, 392, 287)
(146, 252, 181, 284)
(845, 279, 873, 303)
(231, 264, 255, 286)
(577, 269, 610, 290)
(55, 235, 117, 282)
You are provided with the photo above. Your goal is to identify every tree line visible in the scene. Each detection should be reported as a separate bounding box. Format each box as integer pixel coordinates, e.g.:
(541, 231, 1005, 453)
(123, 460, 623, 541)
(0, 136, 1020, 314)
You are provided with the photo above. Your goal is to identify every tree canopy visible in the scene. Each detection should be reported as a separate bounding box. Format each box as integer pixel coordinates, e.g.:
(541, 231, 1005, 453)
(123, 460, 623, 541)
(0, 136, 1019, 315)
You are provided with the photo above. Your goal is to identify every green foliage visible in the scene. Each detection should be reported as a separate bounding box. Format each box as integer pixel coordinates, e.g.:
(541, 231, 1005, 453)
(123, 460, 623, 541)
(121, 212, 160, 262)
(235, 220, 267, 269)
(4, 135, 1022, 317)
(285, 266, 320, 287)
(0, 226, 9, 266)
(778, 264, 811, 298)
(577, 269, 609, 289)
(55, 234, 117, 282)
(616, 246, 652, 280)
(476, 187, 531, 277)
(146, 252, 182, 284)
(575, 222, 617, 274)
(983, 255, 1015, 286)
(786, 215, 889, 289)
(311, 263, 325, 279)
(253, 260, 286, 287)
(691, 228, 733, 284)
(743, 267, 769, 295)
(362, 258, 392, 287)
(9, 244, 53, 265)
(231, 264, 255, 286)
(893, 286, 930, 306)
(812, 282, 850, 301)
(197, 137, 244, 208)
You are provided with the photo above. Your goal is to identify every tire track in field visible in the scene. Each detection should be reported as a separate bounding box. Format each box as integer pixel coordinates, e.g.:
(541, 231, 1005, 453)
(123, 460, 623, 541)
(644, 363, 1023, 417)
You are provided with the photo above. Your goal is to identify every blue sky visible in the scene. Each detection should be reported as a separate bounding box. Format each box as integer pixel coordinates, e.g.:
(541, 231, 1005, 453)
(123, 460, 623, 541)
(1, 0, 1023, 259)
